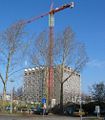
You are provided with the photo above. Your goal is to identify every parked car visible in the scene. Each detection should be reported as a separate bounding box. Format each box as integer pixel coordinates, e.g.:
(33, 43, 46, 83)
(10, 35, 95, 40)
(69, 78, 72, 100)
(100, 110, 105, 116)
(63, 106, 74, 115)
(33, 106, 49, 115)
(63, 103, 80, 116)
(94, 109, 105, 116)
(73, 109, 88, 116)
(5, 106, 11, 111)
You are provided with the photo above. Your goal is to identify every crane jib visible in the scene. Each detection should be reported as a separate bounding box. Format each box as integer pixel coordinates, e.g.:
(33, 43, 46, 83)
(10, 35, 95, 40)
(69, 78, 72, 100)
(23, 2, 74, 24)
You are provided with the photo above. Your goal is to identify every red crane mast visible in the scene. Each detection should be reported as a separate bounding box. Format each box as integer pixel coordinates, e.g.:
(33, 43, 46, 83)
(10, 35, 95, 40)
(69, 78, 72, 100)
(23, 2, 74, 105)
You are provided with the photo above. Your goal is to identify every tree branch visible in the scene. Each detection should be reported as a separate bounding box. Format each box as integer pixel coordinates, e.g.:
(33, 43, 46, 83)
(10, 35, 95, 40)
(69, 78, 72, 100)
(0, 73, 5, 84)
(5, 52, 11, 83)
(8, 67, 26, 77)
(62, 58, 86, 84)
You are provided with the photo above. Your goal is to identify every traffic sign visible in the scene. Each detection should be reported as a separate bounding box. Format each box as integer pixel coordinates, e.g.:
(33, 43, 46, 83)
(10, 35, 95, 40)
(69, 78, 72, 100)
(41, 98, 46, 104)
(95, 106, 100, 113)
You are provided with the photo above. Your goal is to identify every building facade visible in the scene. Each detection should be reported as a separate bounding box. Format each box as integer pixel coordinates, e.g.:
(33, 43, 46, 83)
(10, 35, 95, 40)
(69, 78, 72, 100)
(23, 67, 47, 103)
(23, 66, 80, 104)
(63, 66, 80, 103)
(54, 66, 80, 104)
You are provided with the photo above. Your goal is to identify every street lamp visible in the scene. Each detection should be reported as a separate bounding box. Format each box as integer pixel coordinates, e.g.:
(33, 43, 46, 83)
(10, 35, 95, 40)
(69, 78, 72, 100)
(80, 75, 82, 120)
(10, 79, 14, 114)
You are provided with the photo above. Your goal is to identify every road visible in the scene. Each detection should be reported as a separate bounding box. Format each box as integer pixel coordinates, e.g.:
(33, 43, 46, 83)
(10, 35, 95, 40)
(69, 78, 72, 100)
(0, 114, 80, 120)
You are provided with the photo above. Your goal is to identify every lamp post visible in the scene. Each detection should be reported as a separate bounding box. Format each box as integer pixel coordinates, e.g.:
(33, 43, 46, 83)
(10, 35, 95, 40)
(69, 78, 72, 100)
(80, 75, 82, 120)
(10, 79, 14, 114)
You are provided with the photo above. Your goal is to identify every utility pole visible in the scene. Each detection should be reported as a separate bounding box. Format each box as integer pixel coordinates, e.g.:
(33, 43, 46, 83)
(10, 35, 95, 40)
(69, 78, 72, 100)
(80, 75, 82, 120)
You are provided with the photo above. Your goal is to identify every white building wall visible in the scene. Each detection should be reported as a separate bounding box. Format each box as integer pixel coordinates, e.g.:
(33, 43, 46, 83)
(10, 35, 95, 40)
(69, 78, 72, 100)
(54, 66, 80, 104)
(63, 72, 80, 103)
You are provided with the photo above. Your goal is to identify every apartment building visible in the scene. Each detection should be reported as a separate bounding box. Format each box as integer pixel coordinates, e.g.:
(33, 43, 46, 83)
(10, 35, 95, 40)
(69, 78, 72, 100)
(23, 67, 46, 103)
(23, 66, 80, 104)
(54, 65, 80, 104)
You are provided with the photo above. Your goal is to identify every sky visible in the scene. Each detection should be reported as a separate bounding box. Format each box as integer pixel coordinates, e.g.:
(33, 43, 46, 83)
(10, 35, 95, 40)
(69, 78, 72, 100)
(0, 0, 105, 94)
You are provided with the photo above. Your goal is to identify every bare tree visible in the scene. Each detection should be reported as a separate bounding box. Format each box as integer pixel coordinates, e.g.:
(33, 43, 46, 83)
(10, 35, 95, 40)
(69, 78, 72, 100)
(0, 21, 28, 105)
(53, 26, 88, 112)
(31, 30, 49, 67)
(15, 87, 23, 101)
(30, 30, 50, 101)
(89, 82, 105, 103)
(81, 93, 92, 103)
(31, 26, 88, 111)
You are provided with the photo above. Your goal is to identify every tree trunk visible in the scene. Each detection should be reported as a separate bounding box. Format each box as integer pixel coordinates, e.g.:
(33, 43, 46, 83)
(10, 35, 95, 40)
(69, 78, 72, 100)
(59, 63, 64, 114)
(60, 82, 63, 114)
(2, 83, 6, 111)
(3, 85, 6, 101)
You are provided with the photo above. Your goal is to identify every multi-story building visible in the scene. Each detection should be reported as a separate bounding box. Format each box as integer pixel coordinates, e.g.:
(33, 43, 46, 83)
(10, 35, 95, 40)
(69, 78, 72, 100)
(23, 67, 46, 103)
(23, 66, 80, 104)
(54, 66, 80, 104)
(63, 66, 80, 103)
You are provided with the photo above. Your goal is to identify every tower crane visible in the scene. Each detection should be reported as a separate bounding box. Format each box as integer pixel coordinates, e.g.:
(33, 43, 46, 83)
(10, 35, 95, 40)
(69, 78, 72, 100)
(22, 2, 74, 105)
(22, 2, 74, 24)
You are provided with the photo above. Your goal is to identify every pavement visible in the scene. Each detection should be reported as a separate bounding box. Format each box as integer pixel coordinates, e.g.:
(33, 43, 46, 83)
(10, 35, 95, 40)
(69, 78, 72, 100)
(0, 113, 104, 120)
(0, 113, 80, 120)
